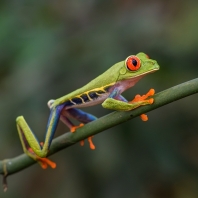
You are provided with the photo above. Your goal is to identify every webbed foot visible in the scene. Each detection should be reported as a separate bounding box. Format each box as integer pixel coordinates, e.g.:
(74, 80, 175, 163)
(130, 88, 155, 121)
(28, 142, 56, 169)
(70, 124, 95, 150)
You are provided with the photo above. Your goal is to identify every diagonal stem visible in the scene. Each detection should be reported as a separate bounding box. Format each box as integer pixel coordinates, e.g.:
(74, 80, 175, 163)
(0, 78, 198, 177)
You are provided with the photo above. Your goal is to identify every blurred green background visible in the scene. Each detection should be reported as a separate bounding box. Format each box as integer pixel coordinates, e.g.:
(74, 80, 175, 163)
(0, 0, 198, 197)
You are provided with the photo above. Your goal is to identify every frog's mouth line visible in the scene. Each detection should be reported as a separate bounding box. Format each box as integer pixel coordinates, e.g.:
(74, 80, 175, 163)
(127, 67, 159, 80)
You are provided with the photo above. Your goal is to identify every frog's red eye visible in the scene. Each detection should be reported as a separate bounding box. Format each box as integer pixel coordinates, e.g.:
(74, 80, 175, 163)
(126, 56, 141, 71)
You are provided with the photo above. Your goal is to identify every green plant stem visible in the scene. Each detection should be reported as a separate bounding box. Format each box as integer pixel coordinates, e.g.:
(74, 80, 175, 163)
(0, 78, 198, 177)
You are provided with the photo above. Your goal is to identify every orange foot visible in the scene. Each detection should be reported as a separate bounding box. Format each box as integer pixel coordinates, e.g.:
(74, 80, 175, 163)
(130, 88, 155, 121)
(70, 123, 95, 150)
(80, 136, 95, 150)
(36, 156, 56, 169)
(70, 123, 84, 133)
(28, 143, 56, 169)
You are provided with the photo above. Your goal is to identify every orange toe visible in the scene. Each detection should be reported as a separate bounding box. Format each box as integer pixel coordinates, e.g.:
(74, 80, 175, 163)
(143, 88, 155, 99)
(88, 136, 95, 150)
(80, 137, 95, 150)
(131, 95, 141, 102)
(70, 123, 84, 133)
(37, 157, 56, 169)
(80, 140, 85, 146)
(147, 88, 155, 96)
(140, 114, 148, 121)
(148, 98, 154, 104)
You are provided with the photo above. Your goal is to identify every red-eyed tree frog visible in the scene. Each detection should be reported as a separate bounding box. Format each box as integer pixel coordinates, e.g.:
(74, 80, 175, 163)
(16, 52, 160, 169)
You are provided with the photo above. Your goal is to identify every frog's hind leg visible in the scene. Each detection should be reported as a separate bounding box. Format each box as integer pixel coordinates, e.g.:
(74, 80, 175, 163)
(48, 100, 97, 149)
(61, 108, 97, 150)
(17, 123, 56, 169)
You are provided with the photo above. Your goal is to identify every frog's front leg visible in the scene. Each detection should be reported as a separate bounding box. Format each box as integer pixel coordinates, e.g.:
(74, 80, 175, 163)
(48, 100, 97, 149)
(102, 88, 155, 121)
(129, 88, 155, 121)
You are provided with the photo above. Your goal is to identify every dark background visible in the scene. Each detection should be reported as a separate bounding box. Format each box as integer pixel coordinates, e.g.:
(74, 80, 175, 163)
(0, 1, 198, 197)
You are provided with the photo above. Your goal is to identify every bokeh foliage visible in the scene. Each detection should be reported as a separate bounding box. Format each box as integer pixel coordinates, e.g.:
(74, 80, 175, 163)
(0, 1, 198, 197)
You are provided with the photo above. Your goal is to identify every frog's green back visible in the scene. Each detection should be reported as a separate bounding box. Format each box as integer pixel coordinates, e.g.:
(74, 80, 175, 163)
(53, 52, 160, 106)
(55, 61, 124, 105)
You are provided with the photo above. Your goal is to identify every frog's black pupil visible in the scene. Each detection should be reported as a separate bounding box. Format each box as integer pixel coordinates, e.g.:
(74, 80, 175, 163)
(132, 59, 137, 66)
